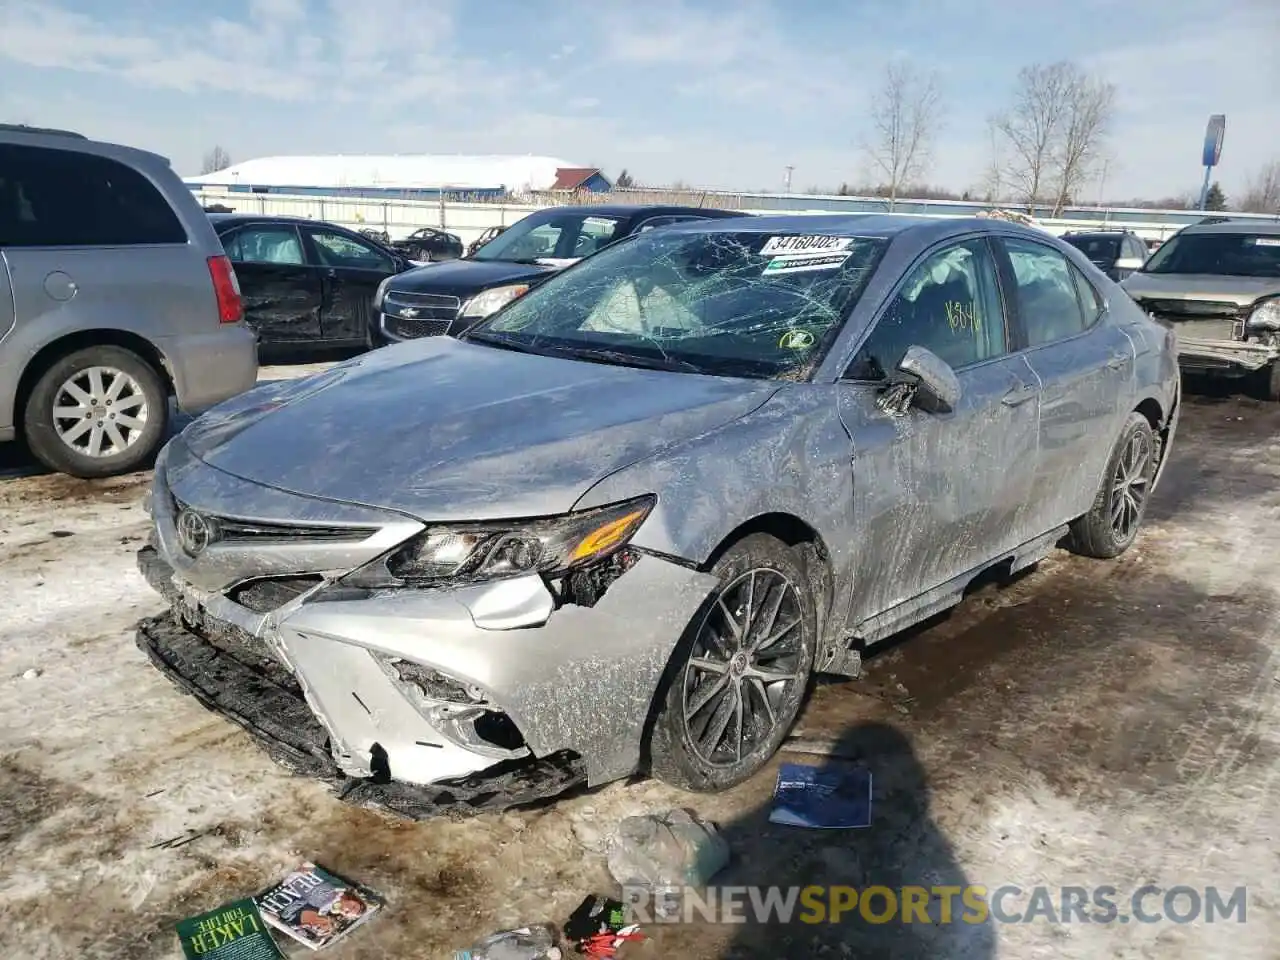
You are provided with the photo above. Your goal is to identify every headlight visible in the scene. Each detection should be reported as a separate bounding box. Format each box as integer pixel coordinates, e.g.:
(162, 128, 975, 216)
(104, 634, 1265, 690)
(1246, 297, 1280, 332)
(358, 496, 656, 587)
(460, 283, 530, 319)
(373, 276, 394, 310)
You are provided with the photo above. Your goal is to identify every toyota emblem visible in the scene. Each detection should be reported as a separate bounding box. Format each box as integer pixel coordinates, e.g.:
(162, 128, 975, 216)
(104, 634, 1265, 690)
(176, 509, 214, 556)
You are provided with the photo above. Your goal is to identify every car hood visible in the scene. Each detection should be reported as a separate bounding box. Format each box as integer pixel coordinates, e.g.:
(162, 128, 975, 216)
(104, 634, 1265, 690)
(1121, 272, 1280, 308)
(388, 258, 558, 296)
(181, 337, 778, 521)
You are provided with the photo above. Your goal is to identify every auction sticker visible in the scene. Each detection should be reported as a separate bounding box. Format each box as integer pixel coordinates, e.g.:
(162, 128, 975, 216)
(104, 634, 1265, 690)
(764, 252, 851, 274)
(760, 235, 854, 257)
(1253, 237, 1280, 247)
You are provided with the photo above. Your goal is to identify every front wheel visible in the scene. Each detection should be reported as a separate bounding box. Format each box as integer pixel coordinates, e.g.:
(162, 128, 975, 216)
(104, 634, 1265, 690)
(1265, 362, 1280, 402)
(22, 345, 169, 479)
(1067, 412, 1157, 559)
(648, 534, 817, 792)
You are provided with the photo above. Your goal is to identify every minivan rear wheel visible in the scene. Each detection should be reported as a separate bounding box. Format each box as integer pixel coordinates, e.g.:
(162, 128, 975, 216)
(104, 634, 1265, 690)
(648, 534, 817, 792)
(23, 345, 169, 478)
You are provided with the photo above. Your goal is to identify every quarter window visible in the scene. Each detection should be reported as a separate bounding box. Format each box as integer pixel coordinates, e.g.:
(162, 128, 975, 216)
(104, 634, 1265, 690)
(222, 225, 305, 265)
(0, 143, 186, 247)
(848, 239, 1006, 380)
(1004, 238, 1089, 347)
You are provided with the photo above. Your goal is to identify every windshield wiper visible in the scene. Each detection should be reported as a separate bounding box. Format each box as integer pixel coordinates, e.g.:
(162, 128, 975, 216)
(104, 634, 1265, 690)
(548, 345, 704, 374)
(463, 331, 543, 355)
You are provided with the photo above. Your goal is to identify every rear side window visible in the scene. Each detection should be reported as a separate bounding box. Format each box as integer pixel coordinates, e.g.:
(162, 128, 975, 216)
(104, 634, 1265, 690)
(1004, 238, 1089, 347)
(0, 143, 186, 248)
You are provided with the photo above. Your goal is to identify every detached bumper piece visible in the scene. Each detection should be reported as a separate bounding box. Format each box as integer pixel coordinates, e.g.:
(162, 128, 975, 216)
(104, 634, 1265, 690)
(135, 613, 586, 820)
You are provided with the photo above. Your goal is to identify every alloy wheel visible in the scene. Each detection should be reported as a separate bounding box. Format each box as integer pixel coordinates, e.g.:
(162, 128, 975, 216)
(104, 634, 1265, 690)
(1110, 429, 1153, 542)
(52, 366, 150, 459)
(681, 567, 807, 768)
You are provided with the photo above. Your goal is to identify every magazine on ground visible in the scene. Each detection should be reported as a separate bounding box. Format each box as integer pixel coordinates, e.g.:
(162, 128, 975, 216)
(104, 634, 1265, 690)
(768, 761, 873, 829)
(254, 862, 383, 951)
(176, 897, 285, 960)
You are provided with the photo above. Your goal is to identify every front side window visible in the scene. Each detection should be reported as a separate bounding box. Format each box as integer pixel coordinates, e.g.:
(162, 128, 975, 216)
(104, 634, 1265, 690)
(222, 225, 305, 265)
(848, 239, 1006, 380)
(471, 212, 623, 262)
(1142, 231, 1280, 278)
(468, 230, 887, 380)
(310, 230, 394, 270)
(0, 143, 186, 247)
(1005, 238, 1089, 347)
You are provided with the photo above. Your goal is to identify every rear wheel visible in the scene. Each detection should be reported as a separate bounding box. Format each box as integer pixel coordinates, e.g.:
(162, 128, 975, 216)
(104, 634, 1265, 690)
(23, 345, 169, 478)
(1068, 412, 1157, 559)
(648, 534, 817, 792)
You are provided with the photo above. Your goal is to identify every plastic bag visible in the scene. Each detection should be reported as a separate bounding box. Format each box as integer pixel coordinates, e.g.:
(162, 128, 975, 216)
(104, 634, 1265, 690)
(606, 808, 730, 895)
(454, 924, 561, 960)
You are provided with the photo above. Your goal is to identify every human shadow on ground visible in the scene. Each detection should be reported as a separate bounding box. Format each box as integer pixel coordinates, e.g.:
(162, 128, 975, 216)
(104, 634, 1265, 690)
(710, 721, 997, 959)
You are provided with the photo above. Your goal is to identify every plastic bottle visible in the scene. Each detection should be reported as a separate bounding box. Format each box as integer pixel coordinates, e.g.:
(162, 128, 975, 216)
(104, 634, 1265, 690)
(453, 925, 562, 960)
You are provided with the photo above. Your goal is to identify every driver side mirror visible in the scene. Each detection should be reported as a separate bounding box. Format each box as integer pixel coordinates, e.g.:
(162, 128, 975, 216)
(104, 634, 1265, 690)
(897, 344, 962, 413)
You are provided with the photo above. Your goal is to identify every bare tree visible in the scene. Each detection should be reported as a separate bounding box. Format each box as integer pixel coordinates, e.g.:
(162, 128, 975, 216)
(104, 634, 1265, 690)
(981, 118, 1007, 203)
(1049, 69, 1116, 216)
(993, 62, 1113, 214)
(863, 61, 943, 210)
(1239, 160, 1280, 213)
(201, 145, 233, 175)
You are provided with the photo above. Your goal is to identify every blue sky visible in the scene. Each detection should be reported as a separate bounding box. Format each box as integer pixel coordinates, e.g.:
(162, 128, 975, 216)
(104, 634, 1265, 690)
(1, 0, 1275, 200)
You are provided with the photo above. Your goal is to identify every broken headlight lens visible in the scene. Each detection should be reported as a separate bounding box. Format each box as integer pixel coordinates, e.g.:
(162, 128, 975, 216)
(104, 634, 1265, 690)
(1246, 297, 1280, 333)
(378, 496, 655, 585)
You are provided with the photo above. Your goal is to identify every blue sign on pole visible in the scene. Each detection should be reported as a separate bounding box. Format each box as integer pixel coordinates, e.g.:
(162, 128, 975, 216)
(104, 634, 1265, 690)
(1202, 114, 1226, 168)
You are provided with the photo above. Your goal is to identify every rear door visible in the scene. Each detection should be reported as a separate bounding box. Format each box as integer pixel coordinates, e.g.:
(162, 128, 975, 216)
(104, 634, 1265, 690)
(303, 226, 400, 343)
(219, 223, 322, 344)
(996, 235, 1135, 528)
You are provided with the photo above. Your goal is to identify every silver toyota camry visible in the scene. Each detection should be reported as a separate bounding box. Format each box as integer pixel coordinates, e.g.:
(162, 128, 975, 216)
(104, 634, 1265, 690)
(137, 214, 1180, 815)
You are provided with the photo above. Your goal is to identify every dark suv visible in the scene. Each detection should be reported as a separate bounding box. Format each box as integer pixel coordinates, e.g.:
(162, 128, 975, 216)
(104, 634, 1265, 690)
(370, 204, 748, 345)
(1061, 229, 1149, 282)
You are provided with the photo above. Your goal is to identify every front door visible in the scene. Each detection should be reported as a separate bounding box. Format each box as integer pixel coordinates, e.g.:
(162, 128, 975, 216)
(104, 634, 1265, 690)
(997, 236, 1135, 527)
(220, 224, 323, 344)
(304, 227, 399, 343)
(837, 237, 1041, 626)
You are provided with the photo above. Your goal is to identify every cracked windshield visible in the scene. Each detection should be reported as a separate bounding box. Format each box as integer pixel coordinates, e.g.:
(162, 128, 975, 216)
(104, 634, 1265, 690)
(468, 230, 887, 378)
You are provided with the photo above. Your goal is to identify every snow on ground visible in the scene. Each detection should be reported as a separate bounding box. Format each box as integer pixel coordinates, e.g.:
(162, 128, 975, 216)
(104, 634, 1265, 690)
(1, 373, 1278, 959)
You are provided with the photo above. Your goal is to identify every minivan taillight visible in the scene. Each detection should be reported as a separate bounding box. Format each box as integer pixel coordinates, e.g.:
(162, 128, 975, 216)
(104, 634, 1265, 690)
(207, 255, 243, 324)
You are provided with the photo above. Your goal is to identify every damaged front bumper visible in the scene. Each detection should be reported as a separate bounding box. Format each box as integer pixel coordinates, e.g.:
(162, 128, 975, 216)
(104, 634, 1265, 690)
(1176, 335, 1279, 374)
(136, 442, 717, 816)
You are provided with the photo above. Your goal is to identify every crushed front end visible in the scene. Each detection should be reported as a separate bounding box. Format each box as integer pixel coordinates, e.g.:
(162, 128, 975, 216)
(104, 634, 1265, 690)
(1135, 294, 1280, 377)
(136, 438, 716, 818)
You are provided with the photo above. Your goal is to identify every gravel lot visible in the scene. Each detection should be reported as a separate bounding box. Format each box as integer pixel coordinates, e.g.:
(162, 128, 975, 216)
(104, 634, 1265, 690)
(0, 369, 1276, 960)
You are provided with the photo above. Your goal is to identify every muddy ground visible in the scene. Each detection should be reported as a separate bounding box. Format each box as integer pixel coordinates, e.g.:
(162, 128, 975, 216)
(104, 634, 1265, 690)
(0, 373, 1276, 959)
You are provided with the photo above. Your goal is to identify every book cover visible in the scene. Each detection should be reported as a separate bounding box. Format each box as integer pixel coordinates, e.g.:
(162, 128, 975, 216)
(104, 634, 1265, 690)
(768, 762, 874, 829)
(176, 898, 285, 960)
(255, 862, 382, 951)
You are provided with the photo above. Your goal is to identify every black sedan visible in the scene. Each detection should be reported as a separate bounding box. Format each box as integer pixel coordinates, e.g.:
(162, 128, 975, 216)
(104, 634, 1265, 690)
(391, 227, 465, 262)
(210, 214, 418, 358)
(370, 204, 748, 346)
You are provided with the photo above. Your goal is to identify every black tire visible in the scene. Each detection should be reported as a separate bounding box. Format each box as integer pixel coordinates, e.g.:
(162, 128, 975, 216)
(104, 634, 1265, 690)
(648, 533, 818, 792)
(23, 345, 169, 479)
(1265, 362, 1280, 402)
(1067, 412, 1157, 559)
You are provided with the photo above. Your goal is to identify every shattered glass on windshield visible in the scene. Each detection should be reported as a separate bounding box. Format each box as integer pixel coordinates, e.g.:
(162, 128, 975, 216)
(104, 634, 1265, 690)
(464, 230, 888, 379)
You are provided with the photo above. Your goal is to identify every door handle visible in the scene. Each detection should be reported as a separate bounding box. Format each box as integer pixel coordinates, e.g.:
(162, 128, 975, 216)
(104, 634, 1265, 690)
(1001, 382, 1037, 406)
(1106, 352, 1129, 370)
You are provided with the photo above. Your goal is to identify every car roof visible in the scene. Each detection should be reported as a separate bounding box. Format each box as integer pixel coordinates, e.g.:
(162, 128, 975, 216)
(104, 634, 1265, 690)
(207, 213, 361, 230)
(659, 213, 1052, 242)
(1178, 219, 1280, 236)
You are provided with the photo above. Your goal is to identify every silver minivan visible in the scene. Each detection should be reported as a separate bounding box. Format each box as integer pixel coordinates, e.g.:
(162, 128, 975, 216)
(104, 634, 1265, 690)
(0, 124, 258, 477)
